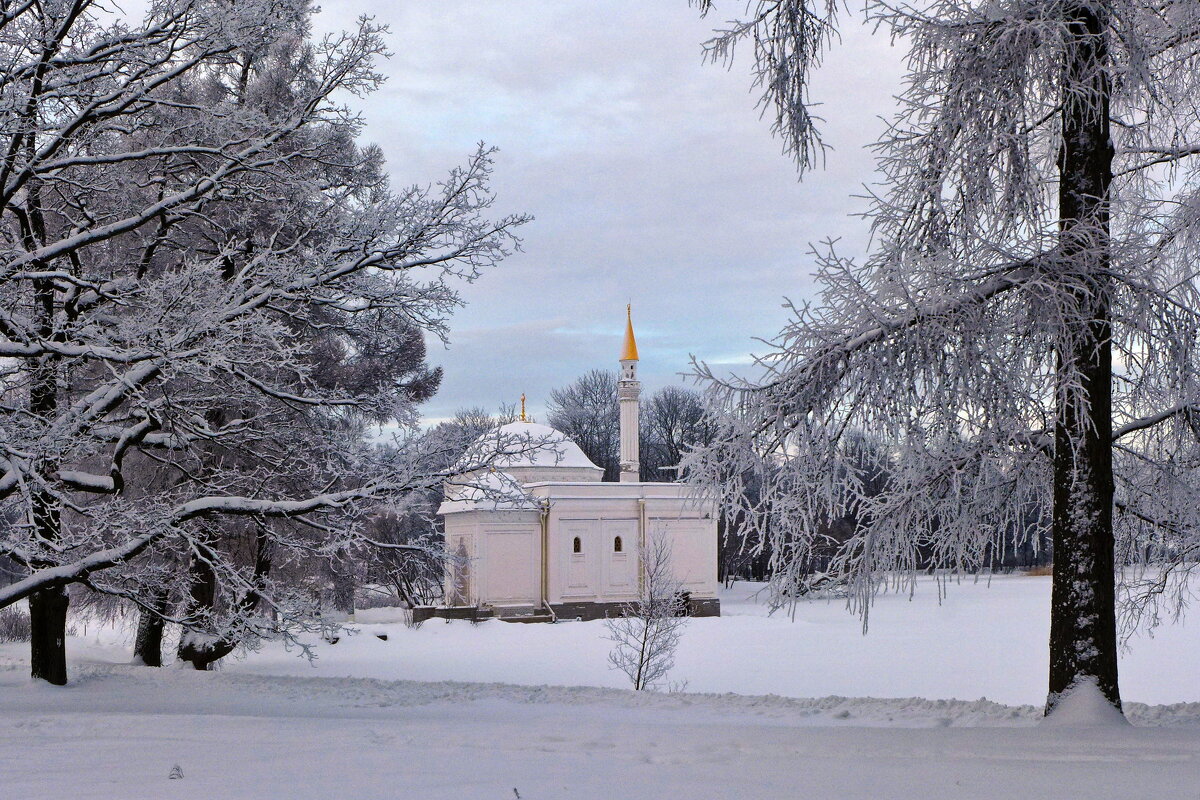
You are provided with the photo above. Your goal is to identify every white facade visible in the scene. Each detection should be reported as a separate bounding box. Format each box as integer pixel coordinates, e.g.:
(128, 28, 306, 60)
(439, 465, 719, 617)
(436, 309, 719, 619)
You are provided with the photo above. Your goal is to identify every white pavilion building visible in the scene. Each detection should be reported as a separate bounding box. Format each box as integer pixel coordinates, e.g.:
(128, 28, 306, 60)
(429, 307, 720, 622)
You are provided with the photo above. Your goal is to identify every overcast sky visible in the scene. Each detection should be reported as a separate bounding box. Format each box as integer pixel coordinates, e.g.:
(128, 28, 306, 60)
(312, 2, 904, 424)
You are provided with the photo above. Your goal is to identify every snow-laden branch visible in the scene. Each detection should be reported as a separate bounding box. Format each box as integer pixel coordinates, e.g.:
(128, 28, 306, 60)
(1113, 402, 1200, 441)
(0, 2, 529, 659)
(0, 420, 558, 608)
(695, 0, 839, 174)
(0, 476, 421, 607)
(698, 253, 1049, 441)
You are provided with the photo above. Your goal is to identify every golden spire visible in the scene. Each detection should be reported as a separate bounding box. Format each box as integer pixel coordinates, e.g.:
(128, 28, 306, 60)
(520, 393, 527, 422)
(621, 303, 639, 362)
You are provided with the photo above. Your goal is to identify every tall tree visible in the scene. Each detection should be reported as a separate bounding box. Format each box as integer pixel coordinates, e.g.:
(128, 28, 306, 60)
(644, 386, 715, 480)
(547, 369, 621, 480)
(0, 0, 526, 683)
(548, 372, 714, 483)
(687, 0, 1200, 714)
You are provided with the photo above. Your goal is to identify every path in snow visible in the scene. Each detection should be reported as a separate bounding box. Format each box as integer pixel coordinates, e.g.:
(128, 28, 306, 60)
(1, 663, 1199, 800)
(4, 576, 1200, 797)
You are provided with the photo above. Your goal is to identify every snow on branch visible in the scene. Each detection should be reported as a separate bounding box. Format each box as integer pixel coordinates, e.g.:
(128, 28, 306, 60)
(0, 0, 529, 628)
(684, 0, 1200, 629)
(694, 0, 839, 174)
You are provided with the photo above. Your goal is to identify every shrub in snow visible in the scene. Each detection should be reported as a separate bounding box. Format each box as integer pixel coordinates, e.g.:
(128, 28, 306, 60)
(0, 606, 30, 643)
(605, 536, 687, 691)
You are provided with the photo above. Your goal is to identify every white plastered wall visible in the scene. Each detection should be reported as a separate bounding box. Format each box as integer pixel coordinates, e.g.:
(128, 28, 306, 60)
(534, 484, 718, 606)
(441, 483, 718, 610)
(443, 510, 542, 607)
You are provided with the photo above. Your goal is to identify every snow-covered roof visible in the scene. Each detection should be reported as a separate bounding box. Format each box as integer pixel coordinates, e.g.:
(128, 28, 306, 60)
(461, 421, 601, 472)
(438, 468, 542, 514)
(440, 422, 602, 515)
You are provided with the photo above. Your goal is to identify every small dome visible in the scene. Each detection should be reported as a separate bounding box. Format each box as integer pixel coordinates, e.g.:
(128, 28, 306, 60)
(442, 421, 603, 514)
(473, 421, 600, 470)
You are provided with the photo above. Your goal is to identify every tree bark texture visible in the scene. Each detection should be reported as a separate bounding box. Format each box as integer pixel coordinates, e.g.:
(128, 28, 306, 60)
(1047, 2, 1120, 714)
(27, 236, 67, 684)
(28, 584, 68, 685)
(177, 527, 272, 670)
(132, 590, 170, 667)
(177, 552, 226, 670)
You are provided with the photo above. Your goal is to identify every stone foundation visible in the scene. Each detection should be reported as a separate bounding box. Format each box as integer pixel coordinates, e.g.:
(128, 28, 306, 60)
(416, 597, 720, 624)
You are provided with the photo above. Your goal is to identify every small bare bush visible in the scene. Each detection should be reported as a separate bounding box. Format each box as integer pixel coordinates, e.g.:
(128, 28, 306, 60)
(0, 606, 31, 643)
(605, 536, 687, 691)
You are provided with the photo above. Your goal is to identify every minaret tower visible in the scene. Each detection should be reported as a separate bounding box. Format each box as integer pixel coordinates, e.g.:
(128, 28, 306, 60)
(618, 304, 640, 482)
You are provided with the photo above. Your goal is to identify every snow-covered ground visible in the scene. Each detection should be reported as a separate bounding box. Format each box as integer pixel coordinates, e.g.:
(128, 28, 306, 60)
(2, 575, 1200, 798)
(54, 574, 1199, 706)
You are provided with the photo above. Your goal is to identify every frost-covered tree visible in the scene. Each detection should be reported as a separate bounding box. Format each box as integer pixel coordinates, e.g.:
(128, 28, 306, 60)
(0, 0, 526, 683)
(358, 405, 525, 612)
(643, 385, 716, 481)
(548, 373, 714, 482)
(687, 0, 1200, 714)
(547, 369, 621, 481)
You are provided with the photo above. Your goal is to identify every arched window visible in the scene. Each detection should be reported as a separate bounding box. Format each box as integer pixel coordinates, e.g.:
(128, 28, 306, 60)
(572, 536, 582, 554)
(613, 536, 623, 553)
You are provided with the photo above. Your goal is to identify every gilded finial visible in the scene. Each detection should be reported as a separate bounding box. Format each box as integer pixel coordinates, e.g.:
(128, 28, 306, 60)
(520, 393, 526, 422)
(621, 304, 639, 362)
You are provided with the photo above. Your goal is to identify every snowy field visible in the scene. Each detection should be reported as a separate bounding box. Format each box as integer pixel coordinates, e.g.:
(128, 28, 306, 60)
(3, 575, 1200, 798)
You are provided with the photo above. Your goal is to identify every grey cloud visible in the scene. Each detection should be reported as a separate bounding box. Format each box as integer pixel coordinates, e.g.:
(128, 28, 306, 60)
(314, 1, 904, 422)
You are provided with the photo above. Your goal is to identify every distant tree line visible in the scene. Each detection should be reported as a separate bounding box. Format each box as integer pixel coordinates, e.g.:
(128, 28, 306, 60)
(543, 371, 1051, 586)
(545, 370, 714, 483)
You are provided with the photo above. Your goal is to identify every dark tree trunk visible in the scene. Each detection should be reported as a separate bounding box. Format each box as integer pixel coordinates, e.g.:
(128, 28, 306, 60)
(133, 590, 170, 667)
(177, 527, 273, 670)
(28, 585, 68, 685)
(329, 548, 356, 618)
(1047, 3, 1120, 715)
(28, 457, 66, 685)
(177, 551, 225, 670)
(24, 137, 68, 682)
(27, 287, 66, 683)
